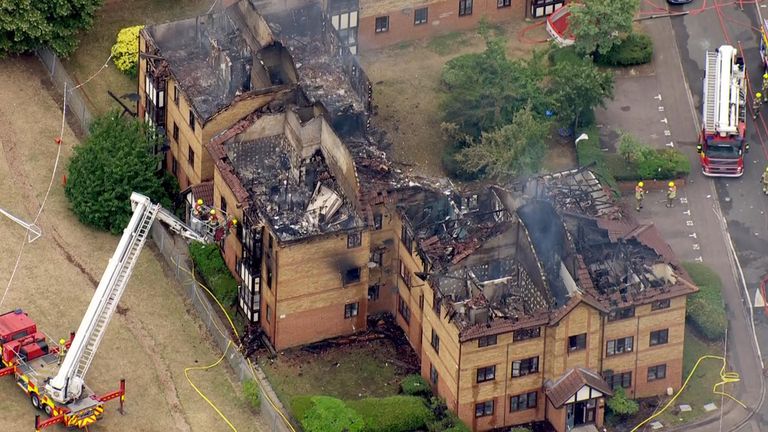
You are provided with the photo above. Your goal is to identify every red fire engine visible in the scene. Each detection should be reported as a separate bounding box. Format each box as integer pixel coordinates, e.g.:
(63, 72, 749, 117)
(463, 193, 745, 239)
(698, 45, 748, 177)
(0, 192, 209, 430)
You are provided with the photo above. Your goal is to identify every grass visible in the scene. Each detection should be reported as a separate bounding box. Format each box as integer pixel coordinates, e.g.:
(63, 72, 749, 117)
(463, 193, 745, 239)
(427, 32, 469, 56)
(655, 326, 726, 427)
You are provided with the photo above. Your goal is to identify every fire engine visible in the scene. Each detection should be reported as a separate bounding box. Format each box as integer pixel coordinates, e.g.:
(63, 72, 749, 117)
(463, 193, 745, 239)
(0, 192, 209, 430)
(698, 45, 748, 177)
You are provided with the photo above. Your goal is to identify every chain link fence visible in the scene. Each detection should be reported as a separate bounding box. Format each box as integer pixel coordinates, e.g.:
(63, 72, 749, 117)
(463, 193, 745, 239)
(35, 47, 93, 134)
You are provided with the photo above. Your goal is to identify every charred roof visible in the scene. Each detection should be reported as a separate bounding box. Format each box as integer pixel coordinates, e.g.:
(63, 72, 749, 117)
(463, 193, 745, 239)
(526, 167, 622, 219)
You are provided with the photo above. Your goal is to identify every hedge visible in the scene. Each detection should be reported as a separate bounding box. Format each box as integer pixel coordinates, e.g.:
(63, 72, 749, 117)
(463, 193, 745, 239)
(188, 242, 238, 307)
(597, 33, 653, 66)
(400, 374, 431, 397)
(348, 396, 435, 432)
(606, 150, 690, 181)
(682, 262, 727, 341)
(575, 125, 618, 194)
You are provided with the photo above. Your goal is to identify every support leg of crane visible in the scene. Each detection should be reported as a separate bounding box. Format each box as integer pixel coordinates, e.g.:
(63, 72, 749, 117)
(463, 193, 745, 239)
(0, 207, 42, 243)
(119, 378, 125, 415)
(35, 413, 66, 431)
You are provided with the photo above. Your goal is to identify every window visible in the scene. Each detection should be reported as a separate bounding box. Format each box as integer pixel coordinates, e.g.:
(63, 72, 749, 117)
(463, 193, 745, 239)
(375, 16, 389, 33)
(220, 197, 228, 214)
(172, 122, 179, 142)
(608, 306, 635, 321)
(188, 109, 196, 132)
(398, 295, 411, 324)
(373, 213, 383, 230)
(650, 329, 669, 346)
(414, 7, 428, 25)
(476, 365, 496, 383)
(459, 0, 473, 16)
(475, 400, 494, 417)
(510, 391, 537, 412)
(568, 333, 587, 351)
(399, 261, 412, 288)
(419, 293, 424, 310)
(478, 334, 498, 348)
(344, 302, 359, 319)
(431, 329, 440, 354)
(173, 84, 179, 106)
(266, 264, 273, 289)
(347, 231, 362, 248)
(368, 284, 380, 301)
(433, 291, 441, 315)
(603, 371, 632, 390)
(512, 357, 539, 377)
(171, 156, 178, 175)
(343, 267, 361, 285)
(401, 225, 413, 252)
(265, 303, 271, 323)
(513, 327, 541, 342)
(497, 0, 511, 7)
(188, 146, 195, 166)
(651, 299, 671, 310)
(371, 250, 383, 266)
(606, 336, 634, 356)
(647, 364, 667, 381)
(430, 364, 439, 386)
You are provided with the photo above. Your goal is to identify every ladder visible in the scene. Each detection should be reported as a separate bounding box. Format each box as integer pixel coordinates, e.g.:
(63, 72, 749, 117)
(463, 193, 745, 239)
(704, 51, 719, 134)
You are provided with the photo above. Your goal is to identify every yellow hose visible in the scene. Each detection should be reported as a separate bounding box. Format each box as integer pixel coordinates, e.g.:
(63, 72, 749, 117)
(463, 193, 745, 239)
(630, 355, 745, 432)
(184, 341, 238, 432)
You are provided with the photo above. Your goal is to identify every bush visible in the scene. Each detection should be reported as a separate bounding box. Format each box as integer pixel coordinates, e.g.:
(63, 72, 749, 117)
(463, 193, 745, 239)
(242, 380, 261, 411)
(636, 148, 690, 180)
(576, 125, 618, 194)
(442, 140, 482, 181)
(112, 25, 145, 78)
(548, 45, 584, 66)
(598, 33, 653, 66)
(682, 262, 727, 341)
(188, 242, 238, 307)
(400, 375, 431, 397)
(606, 388, 639, 418)
(302, 396, 364, 432)
(510, 428, 532, 432)
(348, 395, 434, 432)
(291, 396, 315, 420)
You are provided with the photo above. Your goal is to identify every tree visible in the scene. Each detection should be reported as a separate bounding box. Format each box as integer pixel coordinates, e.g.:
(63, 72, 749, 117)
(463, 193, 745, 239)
(455, 106, 551, 180)
(65, 113, 168, 234)
(112, 25, 145, 78)
(617, 132, 649, 163)
(0, 0, 103, 57)
(301, 396, 364, 432)
(549, 56, 614, 129)
(569, 0, 640, 55)
(606, 387, 639, 418)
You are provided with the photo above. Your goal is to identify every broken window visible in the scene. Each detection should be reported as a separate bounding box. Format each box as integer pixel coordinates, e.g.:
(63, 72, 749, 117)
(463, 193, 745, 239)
(371, 250, 383, 266)
(399, 261, 412, 288)
(266, 265, 273, 289)
(401, 225, 413, 252)
(512, 357, 539, 377)
(478, 335, 497, 348)
(649, 329, 669, 346)
(220, 197, 227, 214)
(187, 146, 195, 167)
(414, 7, 428, 25)
(368, 284, 380, 301)
(343, 267, 361, 285)
(172, 122, 179, 142)
(606, 336, 633, 356)
(188, 109, 196, 132)
(432, 291, 441, 315)
(398, 295, 411, 324)
(510, 391, 537, 412)
(171, 156, 178, 175)
(465, 194, 479, 211)
(430, 364, 439, 386)
(497, 0, 511, 7)
(476, 365, 496, 383)
(608, 306, 635, 322)
(475, 400, 494, 417)
(513, 327, 541, 342)
(651, 299, 671, 310)
(431, 329, 440, 354)
(568, 333, 587, 351)
(459, 0, 473, 16)
(173, 83, 179, 106)
(375, 16, 389, 33)
(265, 303, 271, 323)
(647, 364, 667, 381)
(373, 213, 383, 230)
(603, 371, 632, 390)
(347, 231, 362, 248)
(344, 302, 359, 319)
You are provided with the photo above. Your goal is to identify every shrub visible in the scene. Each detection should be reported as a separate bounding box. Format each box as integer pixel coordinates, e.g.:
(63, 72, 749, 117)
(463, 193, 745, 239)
(576, 125, 618, 194)
(400, 375, 431, 397)
(291, 396, 315, 421)
(683, 262, 727, 341)
(348, 395, 434, 432)
(598, 33, 653, 66)
(188, 242, 238, 307)
(112, 25, 145, 78)
(548, 45, 584, 66)
(606, 388, 639, 418)
(242, 380, 261, 411)
(510, 428, 532, 432)
(636, 148, 690, 180)
(426, 397, 470, 432)
(302, 396, 364, 432)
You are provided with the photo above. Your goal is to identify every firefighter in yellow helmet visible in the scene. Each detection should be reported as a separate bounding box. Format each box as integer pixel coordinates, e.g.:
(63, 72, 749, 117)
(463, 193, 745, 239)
(58, 339, 67, 365)
(635, 181, 646, 212)
(193, 198, 204, 218)
(754, 92, 763, 119)
(762, 166, 768, 195)
(209, 208, 220, 228)
(666, 181, 677, 208)
(762, 73, 768, 99)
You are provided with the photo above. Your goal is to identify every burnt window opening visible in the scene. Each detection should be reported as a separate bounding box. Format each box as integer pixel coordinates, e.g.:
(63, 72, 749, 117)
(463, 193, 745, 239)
(459, 0, 473, 16)
(173, 84, 179, 106)
(647, 364, 667, 381)
(344, 302, 359, 319)
(373, 213, 383, 230)
(603, 371, 632, 390)
(368, 284, 379, 301)
(414, 7, 428, 25)
(510, 391, 537, 412)
(512, 357, 539, 377)
(432, 291, 441, 315)
(266, 265, 273, 289)
(650, 329, 669, 346)
(171, 156, 178, 175)
(399, 261, 412, 288)
(347, 231, 362, 248)
(568, 333, 587, 352)
(608, 306, 635, 321)
(375, 16, 389, 33)
(651, 299, 671, 310)
(498, 0, 512, 7)
(431, 329, 440, 354)
(430, 364, 439, 386)
(265, 303, 271, 323)
(188, 109, 196, 132)
(606, 336, 633, 356)
(478, 334, 497, 348)
(187, 146, 195, 167)
(371, 250, 383, 267)
(220, 197, 228, 214)
(475, 400, 494, 417)
(465, 194, 479, 211)
(172, 122, 179, 142)
(401, 225, 414, 252)
(398, 295, 411, 324)
(343, 267, 361, 285)
(476, 365, 496, 383)
(513, 327, 541, 342)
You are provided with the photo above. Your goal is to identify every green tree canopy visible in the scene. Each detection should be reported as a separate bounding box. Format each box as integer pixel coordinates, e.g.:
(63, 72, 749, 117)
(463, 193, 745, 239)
(65, 113, 168, 234)
(549, 56, 614, 128)
(455, 105, 551, 179)
(606, 387, 640, 418)
(301, 396, 364, 432)
(0, 0, 103, 57)
(569, 0, 640, 55)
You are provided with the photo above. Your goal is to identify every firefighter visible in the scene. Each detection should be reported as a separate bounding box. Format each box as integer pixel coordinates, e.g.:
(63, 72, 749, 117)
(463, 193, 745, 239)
(762, 167, 768, 195)
(226, 217, 238, 232)
(666, 181, 677, 208)
(193, 198, 204, 218)
(58, 339, 67, 365)
(762, 73, 768, 99)
(209, 209, 220, 228)
(635, 181, 646, 211)
(754, 92, 763, 119)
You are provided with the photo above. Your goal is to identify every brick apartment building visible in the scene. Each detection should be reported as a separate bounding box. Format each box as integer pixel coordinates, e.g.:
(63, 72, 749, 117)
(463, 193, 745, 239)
(136, 2, 697, 431)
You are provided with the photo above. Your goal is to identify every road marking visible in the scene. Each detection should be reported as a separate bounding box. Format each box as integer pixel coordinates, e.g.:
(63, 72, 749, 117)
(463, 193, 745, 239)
(664, 130, 672, 136)
(686, 220, 694, 226)
(655, 94, 663, 101)
(666, 142, 675, 148)
(689, 232, 698, 239)
(693, 243, 700, 250)
(659, 106, 665, 112)
(680, 198, 688, 204)
(695, 256, 703, 262)
(683, 209, 691, 215)
(661, 117, 668, 124)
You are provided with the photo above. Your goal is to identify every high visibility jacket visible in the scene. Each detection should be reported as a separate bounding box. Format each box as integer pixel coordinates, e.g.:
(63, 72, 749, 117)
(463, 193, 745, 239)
(635, 187, 644, 200)
(667, 187, 677, 199)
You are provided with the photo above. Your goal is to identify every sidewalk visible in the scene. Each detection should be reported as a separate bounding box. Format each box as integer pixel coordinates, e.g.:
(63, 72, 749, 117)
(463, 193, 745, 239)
(595, 11, 764, 432)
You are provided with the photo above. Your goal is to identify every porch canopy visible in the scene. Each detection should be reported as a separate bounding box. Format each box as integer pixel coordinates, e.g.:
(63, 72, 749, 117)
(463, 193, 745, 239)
(546, 367, 613, 408)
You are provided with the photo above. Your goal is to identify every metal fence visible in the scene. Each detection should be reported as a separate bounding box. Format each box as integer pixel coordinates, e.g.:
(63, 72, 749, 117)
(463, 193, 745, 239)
(35, 47, 93, 134)
(149, 222, 298, 432)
